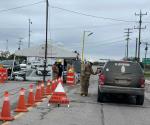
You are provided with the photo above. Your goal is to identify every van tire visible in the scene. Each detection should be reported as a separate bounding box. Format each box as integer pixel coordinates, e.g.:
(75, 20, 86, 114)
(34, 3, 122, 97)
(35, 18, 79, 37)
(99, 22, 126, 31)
(136, 95, 144, 105)
(97, 87, 104, 102)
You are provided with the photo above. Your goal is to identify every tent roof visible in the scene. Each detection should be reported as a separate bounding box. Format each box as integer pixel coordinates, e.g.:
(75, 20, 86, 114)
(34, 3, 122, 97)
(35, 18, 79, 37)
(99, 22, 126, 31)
(14, 44, 77, 58)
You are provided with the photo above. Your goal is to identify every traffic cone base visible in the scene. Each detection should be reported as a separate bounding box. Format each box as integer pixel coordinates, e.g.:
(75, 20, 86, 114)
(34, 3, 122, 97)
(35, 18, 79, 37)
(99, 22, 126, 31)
(14, 108, 28, 112)
(35, 100, 43, 102)
(0, 115, 14, 121)
(26, 103, 37, 107)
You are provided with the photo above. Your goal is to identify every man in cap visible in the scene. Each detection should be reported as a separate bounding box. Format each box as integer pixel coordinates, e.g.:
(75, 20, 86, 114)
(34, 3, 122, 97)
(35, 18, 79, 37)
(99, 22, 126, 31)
(80, 61, 96, 96)
(52, 62, 59, 80)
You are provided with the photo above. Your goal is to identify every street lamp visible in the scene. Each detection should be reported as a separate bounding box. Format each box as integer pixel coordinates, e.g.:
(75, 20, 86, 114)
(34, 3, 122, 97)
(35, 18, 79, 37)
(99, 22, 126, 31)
(81, 31, 93, 64)
(81, 31, 93, 75)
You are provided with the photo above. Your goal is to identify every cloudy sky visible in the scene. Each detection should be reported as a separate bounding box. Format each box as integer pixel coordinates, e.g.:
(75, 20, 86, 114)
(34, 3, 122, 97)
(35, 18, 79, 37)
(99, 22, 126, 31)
(0, 0, 150, 61)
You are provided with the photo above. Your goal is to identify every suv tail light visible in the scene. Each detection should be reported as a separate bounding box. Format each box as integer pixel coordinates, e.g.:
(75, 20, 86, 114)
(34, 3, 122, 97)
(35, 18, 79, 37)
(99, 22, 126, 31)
(139, 77, 145, 88)
(99, 74, 105, 85)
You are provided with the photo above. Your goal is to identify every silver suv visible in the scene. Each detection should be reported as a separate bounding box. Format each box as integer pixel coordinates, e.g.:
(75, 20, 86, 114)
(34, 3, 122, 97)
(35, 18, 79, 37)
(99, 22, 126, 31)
(97, 60, 145, 105)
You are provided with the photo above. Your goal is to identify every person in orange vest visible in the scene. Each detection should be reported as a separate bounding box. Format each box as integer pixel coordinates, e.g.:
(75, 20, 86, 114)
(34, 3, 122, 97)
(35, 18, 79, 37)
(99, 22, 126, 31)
(80, 62, 96, 96)
(52, 62, 59, 80)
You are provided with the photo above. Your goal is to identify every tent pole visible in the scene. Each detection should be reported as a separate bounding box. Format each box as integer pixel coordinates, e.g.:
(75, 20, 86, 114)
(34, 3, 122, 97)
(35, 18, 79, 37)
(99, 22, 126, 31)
(10, 54, 16, 80)
(43, 0, 49, 84)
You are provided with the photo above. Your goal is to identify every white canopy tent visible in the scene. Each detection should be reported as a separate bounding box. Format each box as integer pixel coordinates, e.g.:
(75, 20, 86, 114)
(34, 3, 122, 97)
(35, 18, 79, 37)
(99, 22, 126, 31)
(14, 44, 77, 58)
(10, 44, 77, 80)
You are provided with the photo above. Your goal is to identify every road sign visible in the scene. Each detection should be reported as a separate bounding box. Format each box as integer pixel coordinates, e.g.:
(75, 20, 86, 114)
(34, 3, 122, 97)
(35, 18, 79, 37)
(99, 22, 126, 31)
(142, 58, 150, 64)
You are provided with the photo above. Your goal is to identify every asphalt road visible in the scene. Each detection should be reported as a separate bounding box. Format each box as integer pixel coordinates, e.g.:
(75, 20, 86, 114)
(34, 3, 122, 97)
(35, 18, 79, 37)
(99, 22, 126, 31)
(1, 75, 150, 125)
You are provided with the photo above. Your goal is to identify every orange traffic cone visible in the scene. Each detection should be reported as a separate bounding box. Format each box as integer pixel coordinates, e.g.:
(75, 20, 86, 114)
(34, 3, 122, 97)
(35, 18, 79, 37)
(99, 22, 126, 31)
(45, 80, 52, 95)
(35, 84, 43, 102)
(0, 91, 14, 121)
(41, 81, 46, 98)
(49, 83, 69, 107)
(26, 84, 36, 107)
(58, 77, 63, 84)
(52, 80, 58, 93)
(15, 88, 28, 112)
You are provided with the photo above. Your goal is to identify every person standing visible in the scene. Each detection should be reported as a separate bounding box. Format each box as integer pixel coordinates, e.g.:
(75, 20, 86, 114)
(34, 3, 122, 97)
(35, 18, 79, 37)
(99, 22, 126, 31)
(80, 62, 96, 96)
(57, 61, 63, 78)
(52, 62, 59, 80)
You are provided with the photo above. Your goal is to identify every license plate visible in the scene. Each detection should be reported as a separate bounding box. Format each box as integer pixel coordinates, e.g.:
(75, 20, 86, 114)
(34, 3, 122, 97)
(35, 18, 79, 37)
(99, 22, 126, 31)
(115, 80, 130, 85)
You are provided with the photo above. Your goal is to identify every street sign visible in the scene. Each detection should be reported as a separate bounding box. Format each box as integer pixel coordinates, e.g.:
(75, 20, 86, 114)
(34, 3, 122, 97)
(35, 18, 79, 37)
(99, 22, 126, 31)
(142, 58, 150, 64)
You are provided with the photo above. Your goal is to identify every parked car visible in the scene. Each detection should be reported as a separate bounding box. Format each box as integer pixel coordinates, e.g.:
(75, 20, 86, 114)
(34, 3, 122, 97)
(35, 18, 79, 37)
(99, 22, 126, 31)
(36, 65, 51, 76)
(97, 60, 145, 105)
(20, 63, 27, 70)
(31, 61, 43, 69)
(19, 60, 27, 70)
(0, 60, 21, 76)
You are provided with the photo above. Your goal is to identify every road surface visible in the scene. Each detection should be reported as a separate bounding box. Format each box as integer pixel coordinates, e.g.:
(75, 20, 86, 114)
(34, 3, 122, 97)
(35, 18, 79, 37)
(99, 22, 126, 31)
(1, 75, 150, 125)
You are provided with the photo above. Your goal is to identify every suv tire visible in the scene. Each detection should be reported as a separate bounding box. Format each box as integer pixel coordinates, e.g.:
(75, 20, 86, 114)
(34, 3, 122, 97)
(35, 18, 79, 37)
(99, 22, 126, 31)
(97, 87, 104, 102)
(136, 95, 144, 105)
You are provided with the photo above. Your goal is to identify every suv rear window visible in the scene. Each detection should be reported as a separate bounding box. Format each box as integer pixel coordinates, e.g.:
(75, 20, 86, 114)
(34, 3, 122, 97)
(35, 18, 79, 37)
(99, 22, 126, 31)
(104, 61, 143, 75)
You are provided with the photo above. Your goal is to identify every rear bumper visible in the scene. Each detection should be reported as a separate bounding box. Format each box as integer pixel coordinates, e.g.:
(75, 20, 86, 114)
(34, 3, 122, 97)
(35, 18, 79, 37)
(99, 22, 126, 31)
(99, 85, 145, 95)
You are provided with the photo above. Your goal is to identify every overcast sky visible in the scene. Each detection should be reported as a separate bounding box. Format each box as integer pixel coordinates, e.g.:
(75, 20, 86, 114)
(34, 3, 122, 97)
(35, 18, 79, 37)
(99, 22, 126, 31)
(0, 0, 150, 61)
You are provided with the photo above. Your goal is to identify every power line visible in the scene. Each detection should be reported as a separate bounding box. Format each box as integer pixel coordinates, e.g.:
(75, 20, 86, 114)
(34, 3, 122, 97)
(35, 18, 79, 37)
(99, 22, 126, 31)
(88, 40, 125, 46)
(0, 22, 128, 30)
(61, 35, 125, 47)
(86, 36, 125, 44)
(0, 1, 44, 13)
(71, 39, 125, 48)
(49, 22, 128, 30)
(50, 6, 150, 24)
(0, 2, 149, 24)
(50, 6, 137, 23)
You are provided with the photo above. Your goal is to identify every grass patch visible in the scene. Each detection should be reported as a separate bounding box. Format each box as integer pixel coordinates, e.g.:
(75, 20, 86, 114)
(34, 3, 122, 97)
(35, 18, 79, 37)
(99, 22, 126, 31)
(144, 72, 150, 77)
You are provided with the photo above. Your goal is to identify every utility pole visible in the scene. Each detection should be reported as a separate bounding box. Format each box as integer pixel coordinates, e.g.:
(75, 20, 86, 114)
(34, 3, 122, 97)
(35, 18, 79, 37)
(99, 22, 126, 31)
(81, 31, 86, 63)
(134, 10, 147, 62)
(81, 30, 93, 78)
(135, 38, 138, 59)
(142, 42, 150, 70)
(43, 0, 49, 83)
(81, 31, 93, 64)
(124, 28, 132, 58)
(28, 19, 32, 48)
(18, 38, 23, 50)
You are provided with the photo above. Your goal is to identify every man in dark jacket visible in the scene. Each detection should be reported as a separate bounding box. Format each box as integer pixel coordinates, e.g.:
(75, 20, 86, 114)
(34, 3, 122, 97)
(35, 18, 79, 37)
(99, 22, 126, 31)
(80, 62, 96, 96)
(57, 62, 63, 78)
